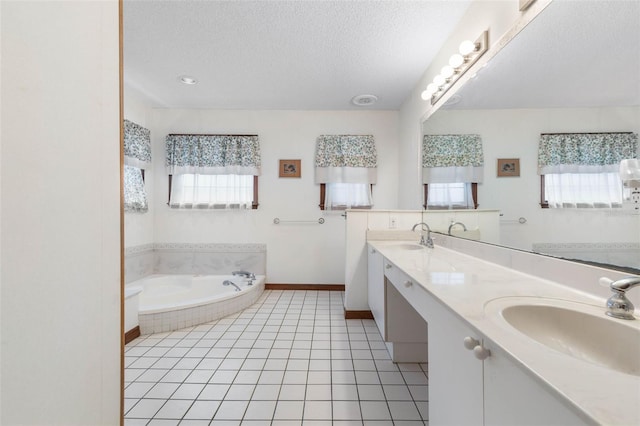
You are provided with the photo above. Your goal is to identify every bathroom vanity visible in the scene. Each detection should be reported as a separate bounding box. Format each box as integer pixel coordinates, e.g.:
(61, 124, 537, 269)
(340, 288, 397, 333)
(367, 240, 640, 426)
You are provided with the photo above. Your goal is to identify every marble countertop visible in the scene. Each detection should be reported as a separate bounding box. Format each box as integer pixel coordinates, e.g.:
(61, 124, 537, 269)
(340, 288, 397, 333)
(368, 240, 640, 426)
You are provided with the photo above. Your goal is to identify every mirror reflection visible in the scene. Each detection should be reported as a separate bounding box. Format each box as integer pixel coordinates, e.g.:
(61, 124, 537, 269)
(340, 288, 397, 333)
(422, 0, 640, 272)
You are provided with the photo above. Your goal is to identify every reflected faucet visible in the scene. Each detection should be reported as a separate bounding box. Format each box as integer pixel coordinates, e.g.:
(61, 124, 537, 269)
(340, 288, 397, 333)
(412, 222, 434, 248)
(448, 221, 467, 235)
(605, 276, 640, 320)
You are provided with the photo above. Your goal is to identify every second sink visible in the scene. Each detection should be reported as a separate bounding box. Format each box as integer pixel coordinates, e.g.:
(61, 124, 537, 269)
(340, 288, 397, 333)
(485, 297, 640, 377)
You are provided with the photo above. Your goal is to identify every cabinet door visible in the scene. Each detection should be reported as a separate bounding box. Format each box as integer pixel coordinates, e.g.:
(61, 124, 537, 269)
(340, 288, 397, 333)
(367, 246, 386, 339)
(483, 343, 585, 426)
(429, 301, 484, 425)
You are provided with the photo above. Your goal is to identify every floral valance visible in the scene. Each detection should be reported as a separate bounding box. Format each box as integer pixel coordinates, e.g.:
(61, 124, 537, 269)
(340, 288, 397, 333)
(124, 119, 151, 168)
(422, 134, 484, 183)
(165, 134, 261, 176)
(315, 135, 377, 183)
(123, 165, 148, 213)
(538, 132, 639, 174)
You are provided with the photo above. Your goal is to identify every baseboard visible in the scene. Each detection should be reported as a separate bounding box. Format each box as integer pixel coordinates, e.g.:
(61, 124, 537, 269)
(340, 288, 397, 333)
(344, 310, 374, 319)
(124, 326, 141, 344)
(265, 283, 345, 291)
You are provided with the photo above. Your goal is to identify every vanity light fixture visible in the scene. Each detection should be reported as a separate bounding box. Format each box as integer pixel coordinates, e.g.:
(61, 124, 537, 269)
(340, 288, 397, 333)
(178, 75, 198, 85)
(421, 30, 489, 105)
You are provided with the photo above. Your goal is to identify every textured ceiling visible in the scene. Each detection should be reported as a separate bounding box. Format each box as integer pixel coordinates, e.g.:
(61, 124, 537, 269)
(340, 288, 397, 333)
(123, 0, 472, 110)
(445, 0, 640, 110)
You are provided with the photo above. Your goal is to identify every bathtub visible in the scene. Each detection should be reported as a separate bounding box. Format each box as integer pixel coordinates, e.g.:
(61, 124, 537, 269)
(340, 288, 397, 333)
(127, 274, 265, 335)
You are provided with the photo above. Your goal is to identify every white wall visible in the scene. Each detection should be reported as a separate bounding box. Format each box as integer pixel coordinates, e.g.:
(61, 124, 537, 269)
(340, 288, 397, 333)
(423, 106, 640, 251)
(148, 109, 399, 284)
(1, 2, 121, 424)
(124, 84, 155, 248)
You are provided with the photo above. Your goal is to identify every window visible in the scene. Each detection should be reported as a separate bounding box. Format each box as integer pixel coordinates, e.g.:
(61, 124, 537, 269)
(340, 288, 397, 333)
(540, 173, 622, 208)
(169, 174, 258, 209)
(315, 135, 378, 210)
(424, 182, 478, 209)
(165, 134, 262, 210)
(537, 132, 638, 209)
(319, 183, 373, 210)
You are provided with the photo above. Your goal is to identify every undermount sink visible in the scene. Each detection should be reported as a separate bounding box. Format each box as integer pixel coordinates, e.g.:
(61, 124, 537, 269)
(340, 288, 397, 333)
(485, 297, 640, 377)
(394, 243, 425, 250)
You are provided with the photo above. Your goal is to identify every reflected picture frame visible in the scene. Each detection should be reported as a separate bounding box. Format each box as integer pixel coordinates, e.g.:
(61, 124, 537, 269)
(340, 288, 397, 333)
(279, 159, 301, 178)
(497, 158, 520, 177)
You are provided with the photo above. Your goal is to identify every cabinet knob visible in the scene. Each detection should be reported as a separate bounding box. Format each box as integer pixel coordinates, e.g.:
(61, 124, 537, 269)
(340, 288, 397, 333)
(385, 264, 392, 269)
(463, 336, 479, 350)
(473, 345, 491, 360)
(404, 280, 413, 288)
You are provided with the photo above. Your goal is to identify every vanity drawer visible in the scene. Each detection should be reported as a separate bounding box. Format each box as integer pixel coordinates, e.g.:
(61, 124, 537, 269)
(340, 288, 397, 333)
(384, 260, 434, 323)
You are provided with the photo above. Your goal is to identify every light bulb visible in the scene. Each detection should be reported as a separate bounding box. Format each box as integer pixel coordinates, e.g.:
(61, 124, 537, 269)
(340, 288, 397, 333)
(449, 53, 464, 68)
(421, 90, 430, 101)
(427, 83, 438, 94)
(459, 40, 476, 56)
(441, 65, 454, 78)
(433, 74, 446, 86)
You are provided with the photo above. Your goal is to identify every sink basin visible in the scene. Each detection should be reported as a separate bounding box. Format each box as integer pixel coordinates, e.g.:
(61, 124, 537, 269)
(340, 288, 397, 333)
(394, 243, 425, 250)
(485, 298, 640, 376)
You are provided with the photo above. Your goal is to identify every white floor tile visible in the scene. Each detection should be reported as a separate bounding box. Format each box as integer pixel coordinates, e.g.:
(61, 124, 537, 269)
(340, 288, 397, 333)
(243, 400, 277, 420)
(154, 399, 192, 419)
(273, 400, 305, 420)
(332, 400, 362, 420)
(388, 401, 422, 420)
(278, 384, 306, 400)
(303, 400, 332, 420)
(305, 384, 331, 400)
(126, 399, 166, 419)
(213, 400, 249, 420)
(360, 401, 391, 420)
(357, 384, 386, 401)
(225, 384, 256, 400)
(332, 384, 358, 400)
(182, 400, 220, 420)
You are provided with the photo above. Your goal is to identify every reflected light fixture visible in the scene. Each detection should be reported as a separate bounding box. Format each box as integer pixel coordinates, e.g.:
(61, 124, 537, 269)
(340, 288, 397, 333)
(421, 30, 488, 104)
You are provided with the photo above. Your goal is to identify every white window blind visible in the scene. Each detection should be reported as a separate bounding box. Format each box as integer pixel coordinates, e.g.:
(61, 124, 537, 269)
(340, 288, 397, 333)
(426, 183, 474, 209)
(170, 174, 254, 209)
(325, 183, 372, 210)
(544, 173, 623, 208)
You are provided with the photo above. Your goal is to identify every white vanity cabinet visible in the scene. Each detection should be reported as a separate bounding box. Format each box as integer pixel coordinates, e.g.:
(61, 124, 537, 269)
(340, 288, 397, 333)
(367, 246, 386, 338)
(427, 285, 584, 426)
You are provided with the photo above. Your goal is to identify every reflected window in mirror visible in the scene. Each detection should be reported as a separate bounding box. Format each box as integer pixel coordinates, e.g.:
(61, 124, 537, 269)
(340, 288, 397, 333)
(540, 173, 623, 209)
(538, 132, 638, 209)
(424, 182, 478, 210)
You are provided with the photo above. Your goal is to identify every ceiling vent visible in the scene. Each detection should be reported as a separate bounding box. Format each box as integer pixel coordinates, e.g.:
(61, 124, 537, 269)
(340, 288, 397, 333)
(351, 94, 378, 107)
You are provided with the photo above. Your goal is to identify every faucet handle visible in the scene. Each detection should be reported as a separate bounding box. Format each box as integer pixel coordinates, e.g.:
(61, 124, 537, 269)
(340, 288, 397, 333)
(599, 277, 614, 288)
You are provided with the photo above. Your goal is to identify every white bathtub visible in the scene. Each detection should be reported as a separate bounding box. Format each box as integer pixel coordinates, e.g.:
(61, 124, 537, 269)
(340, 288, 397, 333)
(127, 274, 265, 335)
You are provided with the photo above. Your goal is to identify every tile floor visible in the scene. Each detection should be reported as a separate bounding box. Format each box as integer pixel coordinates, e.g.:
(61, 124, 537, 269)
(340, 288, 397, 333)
(125, 290, 429, 425)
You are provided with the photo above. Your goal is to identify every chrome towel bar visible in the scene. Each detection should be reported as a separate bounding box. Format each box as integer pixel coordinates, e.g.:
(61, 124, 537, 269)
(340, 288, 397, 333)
(273, 217, 325, 225)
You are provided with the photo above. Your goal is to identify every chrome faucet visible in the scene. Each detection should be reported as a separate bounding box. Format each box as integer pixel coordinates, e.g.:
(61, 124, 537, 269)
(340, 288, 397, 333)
(223, 280, 242, 292)
(412, 222, 434, 248)
(448, 221, 467, 235)
(232, 270, 256, 285)
(605, 276, 640, 320)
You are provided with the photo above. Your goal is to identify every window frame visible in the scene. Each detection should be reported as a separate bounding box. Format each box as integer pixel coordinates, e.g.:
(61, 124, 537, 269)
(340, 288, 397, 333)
(423, 182, 478, 210)
(168, 174, 259, 210)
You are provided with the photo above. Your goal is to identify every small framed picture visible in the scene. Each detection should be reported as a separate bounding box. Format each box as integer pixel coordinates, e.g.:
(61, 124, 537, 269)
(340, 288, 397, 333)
(279, 159, 301, 178)
(497, 158, 520, 177)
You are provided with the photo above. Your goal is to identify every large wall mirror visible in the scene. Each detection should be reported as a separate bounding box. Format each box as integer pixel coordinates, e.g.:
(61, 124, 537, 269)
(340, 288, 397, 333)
(422, 0, 640, 273)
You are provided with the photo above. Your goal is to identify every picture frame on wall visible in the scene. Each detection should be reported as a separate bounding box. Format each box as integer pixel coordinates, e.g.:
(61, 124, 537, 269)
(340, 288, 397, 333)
(497, 158, 520, 177)
(279, 159, 301, 178)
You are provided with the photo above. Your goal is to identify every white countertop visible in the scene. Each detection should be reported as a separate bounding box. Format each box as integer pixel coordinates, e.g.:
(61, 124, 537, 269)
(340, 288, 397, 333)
(369, 240, 640, 426)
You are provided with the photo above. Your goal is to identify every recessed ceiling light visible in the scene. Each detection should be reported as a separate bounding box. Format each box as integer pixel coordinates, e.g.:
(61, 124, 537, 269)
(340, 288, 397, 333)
(351, 94, 378, 107)
(178, 75, 198, 85)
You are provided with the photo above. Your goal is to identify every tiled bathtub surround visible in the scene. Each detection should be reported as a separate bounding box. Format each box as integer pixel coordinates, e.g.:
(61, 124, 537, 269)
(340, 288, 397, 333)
(125, 290, 429, 425)
(532, 242, 640, 270)
(125, 243, 267, 284)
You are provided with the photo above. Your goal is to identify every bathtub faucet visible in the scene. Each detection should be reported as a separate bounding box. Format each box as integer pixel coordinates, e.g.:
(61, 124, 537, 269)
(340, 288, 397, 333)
(223, 280, 242, 292)
(233, 270, 256, 285)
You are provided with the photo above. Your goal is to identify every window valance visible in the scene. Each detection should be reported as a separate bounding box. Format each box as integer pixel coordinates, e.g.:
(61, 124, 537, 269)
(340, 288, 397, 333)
(315, 135, 377, 183)
(165, 134, 261, 175)
(422, 134, 484, 183)
(123, 165, 148, 213)
(124, 119, 151, 168)
(538, 132, 639, 174)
